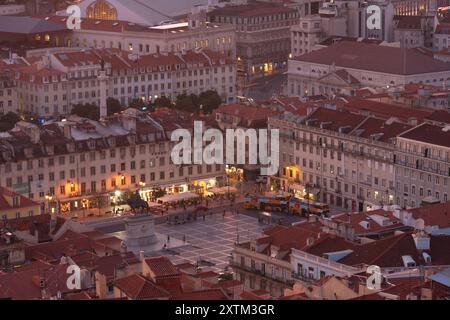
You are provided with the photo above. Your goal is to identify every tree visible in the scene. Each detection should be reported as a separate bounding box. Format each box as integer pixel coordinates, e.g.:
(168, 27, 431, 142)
(107, 97, 123, 115)
(154, 96, 173, 109)
(0, 112, 21, 132)
(71, 103, 99, 120)
(175, 94, 198, 113)
(151, 187, 166, 201)
(199, 90, 222, 114)
(129, 98, 146, 110)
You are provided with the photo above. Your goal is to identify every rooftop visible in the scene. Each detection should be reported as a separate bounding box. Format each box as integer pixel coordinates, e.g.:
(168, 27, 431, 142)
(398, 122, 450, 148)
(114, 273, 171, 300)
(0, 187, 40, 211)
(209, 1, 296, 17)
(0, 16, 68, 35)
(292, 41, 450, 75)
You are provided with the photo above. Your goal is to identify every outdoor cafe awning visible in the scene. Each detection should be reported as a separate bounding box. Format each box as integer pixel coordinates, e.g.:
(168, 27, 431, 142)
(207, 186, 237, 195)
(157, 192, 200, 203)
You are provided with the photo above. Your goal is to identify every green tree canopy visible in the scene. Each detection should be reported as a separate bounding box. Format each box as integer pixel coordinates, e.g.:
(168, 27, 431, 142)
(199, 90, 222, 114)
(129, 98, 146, 110)
(106, 97, 123, 115)
(175, 94, 199, 113)
(71, 103, 100, 120)
(0, 112, 21, 132)
(174, 90, 222, 114)
(154, 96, 173, 109)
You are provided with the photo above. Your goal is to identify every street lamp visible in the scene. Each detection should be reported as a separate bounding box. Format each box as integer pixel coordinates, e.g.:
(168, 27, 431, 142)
(139, 181, 146, 200)
(45, 194, 53, 215)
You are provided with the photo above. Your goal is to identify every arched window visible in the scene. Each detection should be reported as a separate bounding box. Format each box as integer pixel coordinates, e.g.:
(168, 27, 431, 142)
(87, 0, 118, 20)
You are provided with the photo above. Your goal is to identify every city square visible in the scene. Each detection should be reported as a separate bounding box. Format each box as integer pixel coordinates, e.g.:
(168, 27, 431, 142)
(0, 0, 450, 305)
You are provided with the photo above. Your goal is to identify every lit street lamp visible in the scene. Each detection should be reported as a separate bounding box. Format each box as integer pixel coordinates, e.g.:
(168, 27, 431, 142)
(45, 194, 53, 215)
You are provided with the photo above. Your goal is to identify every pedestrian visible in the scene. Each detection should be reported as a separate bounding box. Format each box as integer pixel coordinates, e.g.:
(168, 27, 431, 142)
(183, 235, 186, 243)
(167, 235, 170, 242)
(203, 214, 206, 221)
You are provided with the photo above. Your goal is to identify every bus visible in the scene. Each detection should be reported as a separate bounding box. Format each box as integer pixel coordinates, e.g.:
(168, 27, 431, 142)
(288, 198, 330, 217)
(245, 195, 330, 216)
(244, 195, 260, 210)
(244, 195, 288, 212)
(258, 196, 288, 212)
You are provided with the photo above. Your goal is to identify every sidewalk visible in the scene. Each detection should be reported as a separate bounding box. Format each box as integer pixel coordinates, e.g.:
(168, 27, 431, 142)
(62, 194, 246, 225)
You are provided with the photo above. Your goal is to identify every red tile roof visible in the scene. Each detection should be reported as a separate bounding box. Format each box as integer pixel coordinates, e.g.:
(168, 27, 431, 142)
(338, 232, 423, 267)
(352, 117, 413, 142)
(407, 202, 450, 229)
(0, 186, 40, 211)
(331, 210, 406, 235)
(304, 107, 367, 132)
(215, 104, 281, 125)
(398, 122, 450, 148)
(144, 256, 180, 278)
(172, 288, 229, 300)
(293, 41, 450, 75)
(0, 264, 87, 300)
(114, 274, 170, 300)
(343, 98, 433, 123)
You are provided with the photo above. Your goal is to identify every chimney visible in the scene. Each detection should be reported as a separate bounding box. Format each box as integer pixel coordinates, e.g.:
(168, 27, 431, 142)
(63, 122, 72, 139)
(139, 250, 145, 261)
(413, 233, 430, 251)
(120, 241, 127, 258)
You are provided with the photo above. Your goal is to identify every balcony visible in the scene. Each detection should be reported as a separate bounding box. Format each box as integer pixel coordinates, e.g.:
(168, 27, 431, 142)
(291, 272, 314, 283)
(230, 261, 292, 285)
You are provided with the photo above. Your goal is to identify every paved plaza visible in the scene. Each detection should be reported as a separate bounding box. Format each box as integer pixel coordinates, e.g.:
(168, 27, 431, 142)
(151, 213, 268, 272)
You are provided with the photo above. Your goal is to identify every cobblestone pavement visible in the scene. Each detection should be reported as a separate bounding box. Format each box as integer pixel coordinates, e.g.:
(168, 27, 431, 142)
(152, 212, 267, 272)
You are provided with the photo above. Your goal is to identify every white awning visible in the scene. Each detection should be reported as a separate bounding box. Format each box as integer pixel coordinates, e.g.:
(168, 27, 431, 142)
(157, 192, 200, 203)
(207, 186, 237, 194)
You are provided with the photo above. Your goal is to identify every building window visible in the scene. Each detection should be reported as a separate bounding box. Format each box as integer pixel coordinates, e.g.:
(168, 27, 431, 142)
(87, 0, 118, 20)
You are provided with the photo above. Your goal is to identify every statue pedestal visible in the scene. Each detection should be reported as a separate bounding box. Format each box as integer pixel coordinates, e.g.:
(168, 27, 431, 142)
(123, 214, 157, 251)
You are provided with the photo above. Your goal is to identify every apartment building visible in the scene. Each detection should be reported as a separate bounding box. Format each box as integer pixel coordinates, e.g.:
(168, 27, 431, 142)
(434, 21, 450, 51)
(393, 15, 434, 49)
(269, 107, 414, 211)
(44, 10, 236, 58)
(0, 109, 225, 215)
(0, 187, 41, 220)
(290, 13, 347, 57)
(208, 1, 300, 85)
(284, 0, 323, 17)
(12, 47, 235, 117)
(394, 123, 450, 208)
(0, 65, 16, 116)
(231, 220, 323, 297)
(288, 41, 450, 98)
(291, 231, 450, 283)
